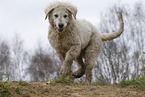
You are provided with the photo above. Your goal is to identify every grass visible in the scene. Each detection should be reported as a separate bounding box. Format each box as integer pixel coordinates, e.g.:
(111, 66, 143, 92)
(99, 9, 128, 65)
(51, 76, 75, 85)
(0, 82, 11, 97)
(15, 87, 22, 94)
(0, 80, 29, 97)
(94, 81, 109, 86)
(118, 77, 145, 91)
(29, 88, 36, 94)
(18, 80, 29, 86)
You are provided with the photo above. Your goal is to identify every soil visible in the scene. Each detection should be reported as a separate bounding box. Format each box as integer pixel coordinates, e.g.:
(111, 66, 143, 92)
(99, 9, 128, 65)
(1, 81, 145, 97)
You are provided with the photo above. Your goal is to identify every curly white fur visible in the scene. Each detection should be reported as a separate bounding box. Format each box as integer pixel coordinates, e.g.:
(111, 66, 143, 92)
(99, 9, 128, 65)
(45, 1, 124, 84)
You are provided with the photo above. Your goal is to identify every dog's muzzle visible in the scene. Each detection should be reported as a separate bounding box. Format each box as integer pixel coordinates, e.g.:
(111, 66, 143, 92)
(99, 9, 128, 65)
(57, 23, 64, 32)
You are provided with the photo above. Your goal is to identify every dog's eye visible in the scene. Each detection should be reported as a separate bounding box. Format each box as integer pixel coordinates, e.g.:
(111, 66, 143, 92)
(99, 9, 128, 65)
(64, 15, 67, 18)
(54, 14, 58, 18)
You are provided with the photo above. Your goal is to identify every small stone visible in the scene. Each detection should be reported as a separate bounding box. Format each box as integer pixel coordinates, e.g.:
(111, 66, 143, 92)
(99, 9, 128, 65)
(90, 88, 96, 91)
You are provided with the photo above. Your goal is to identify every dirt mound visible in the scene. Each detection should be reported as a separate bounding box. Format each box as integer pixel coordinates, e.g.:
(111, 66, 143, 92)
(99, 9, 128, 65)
(1, 81, 145, 97)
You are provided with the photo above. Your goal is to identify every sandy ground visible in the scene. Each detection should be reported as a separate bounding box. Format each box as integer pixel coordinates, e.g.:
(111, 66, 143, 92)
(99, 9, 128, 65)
(1, 81, 145, 97)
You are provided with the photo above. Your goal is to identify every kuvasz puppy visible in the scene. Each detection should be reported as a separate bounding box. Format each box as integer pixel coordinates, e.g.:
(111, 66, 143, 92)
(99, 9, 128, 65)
(45, 1, 124, 84)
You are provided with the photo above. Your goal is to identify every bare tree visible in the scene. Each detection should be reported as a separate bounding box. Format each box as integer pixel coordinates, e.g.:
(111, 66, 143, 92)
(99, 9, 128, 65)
(132, 2, 145, 77)
(28, 44, 60, 82)
(0, 40, 11, 81)
(94, 1, 145, 84)
(11, 33, 28, 81)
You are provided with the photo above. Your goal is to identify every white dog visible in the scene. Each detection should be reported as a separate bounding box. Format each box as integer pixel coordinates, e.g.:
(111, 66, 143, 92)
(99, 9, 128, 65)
(45, 1, 124, 84)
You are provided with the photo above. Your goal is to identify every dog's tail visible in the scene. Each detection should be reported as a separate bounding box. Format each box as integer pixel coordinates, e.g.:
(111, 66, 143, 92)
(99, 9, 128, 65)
(101, 12, 124, 42)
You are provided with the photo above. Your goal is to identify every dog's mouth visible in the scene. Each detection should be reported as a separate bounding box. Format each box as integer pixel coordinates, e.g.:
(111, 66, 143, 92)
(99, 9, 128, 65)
(57, 28, 64, 32)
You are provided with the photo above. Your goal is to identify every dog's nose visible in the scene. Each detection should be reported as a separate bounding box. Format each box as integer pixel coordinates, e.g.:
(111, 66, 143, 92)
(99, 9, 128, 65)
(58, 23, 64, 28)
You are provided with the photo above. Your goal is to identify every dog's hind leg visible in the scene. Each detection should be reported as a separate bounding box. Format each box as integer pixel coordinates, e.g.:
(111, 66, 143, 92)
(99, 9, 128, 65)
(84, 39, 102, 84)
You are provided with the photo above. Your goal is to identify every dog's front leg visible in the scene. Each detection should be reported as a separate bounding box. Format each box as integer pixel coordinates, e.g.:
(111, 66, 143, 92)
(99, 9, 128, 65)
(56, 51, 65, 63)
(60, 45, 81, 77)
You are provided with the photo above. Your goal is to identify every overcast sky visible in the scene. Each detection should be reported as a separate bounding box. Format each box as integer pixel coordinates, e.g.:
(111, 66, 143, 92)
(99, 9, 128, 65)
(0, 0, 144, 49)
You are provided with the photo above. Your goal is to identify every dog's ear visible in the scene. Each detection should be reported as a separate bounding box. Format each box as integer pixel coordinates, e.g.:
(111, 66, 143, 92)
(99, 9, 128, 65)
(66, 5, 77, 19)
(45, 2, 78, 20)
(45, 7, 55, 20)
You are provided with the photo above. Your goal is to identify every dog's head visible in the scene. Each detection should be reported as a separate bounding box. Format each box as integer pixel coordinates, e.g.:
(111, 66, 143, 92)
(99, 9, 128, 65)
(45, 1, 77, 33)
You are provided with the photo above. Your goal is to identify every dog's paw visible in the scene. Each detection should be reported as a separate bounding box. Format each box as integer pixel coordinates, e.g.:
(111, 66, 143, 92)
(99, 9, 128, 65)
(72, 68, 85, 78)
(60, 66, 72, 76)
